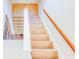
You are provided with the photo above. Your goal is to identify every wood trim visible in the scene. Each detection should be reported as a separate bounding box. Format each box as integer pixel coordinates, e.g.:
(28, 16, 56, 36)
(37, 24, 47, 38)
(43, 9, 75, 52)
(5, 15, 12, 35)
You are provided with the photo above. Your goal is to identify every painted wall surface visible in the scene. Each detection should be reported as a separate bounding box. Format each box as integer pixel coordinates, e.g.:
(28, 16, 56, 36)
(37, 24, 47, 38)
(38, 0, 75, 59)
(11, 0, 38, 3)
(4, 40, 32, 59)
(39, 11, 74, 59)
(38, 0, 75, 45)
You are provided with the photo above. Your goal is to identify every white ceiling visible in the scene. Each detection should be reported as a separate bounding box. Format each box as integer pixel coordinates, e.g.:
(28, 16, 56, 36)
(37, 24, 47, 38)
(8, 0, 39, 3)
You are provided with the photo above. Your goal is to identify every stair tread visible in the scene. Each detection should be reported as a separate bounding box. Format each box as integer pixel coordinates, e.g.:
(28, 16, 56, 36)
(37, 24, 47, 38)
(32, 49, 58, 59)
(29, 21, 42, 24)
(30, 28, 46, 32)
(31, 34, 48, 38)
(30, 24, 43, 26)
(30, 24, 44, 28)
(12, 19, 23, 21)
(31, 34, 48, 36)
(31, 38, 49, 41)
(30, 24, 44, 27)
(31, 41, 53, 49)
(30, 28, 46, 33)
(13, 22, 23, 25)
(14, 26, 23, 29)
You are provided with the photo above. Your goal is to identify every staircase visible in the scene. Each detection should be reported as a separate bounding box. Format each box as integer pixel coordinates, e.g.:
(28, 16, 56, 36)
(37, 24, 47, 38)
(12, 17, 23, 34)
(12, 10, 58, 59)
(29, 15, 58, 59)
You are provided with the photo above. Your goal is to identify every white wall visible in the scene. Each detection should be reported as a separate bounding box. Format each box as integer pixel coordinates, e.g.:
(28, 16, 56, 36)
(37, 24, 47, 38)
(11, 0, 38, 3)
(38, 0, 75, 59)
(4, 40, 32, 59)
(39, 9, 74, 59)
(3, 0, 14, 33)
(38, 0, 75, 45)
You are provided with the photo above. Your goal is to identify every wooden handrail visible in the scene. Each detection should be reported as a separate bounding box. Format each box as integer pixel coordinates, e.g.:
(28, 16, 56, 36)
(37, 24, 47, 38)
(5, 15, 12, 35)
(43, 9, 75, 52)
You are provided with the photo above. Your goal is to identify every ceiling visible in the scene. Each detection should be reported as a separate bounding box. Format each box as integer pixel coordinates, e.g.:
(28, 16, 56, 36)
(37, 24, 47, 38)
(7, 0, 39, 3)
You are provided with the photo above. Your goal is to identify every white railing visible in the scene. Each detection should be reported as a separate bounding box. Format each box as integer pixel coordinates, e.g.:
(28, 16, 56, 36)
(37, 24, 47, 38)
(23, 9, 32, 51)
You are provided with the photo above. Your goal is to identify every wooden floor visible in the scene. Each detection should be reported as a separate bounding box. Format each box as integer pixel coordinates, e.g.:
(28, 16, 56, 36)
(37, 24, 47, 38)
(29, 15, 58, 59)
